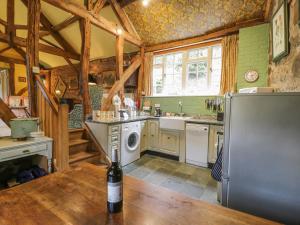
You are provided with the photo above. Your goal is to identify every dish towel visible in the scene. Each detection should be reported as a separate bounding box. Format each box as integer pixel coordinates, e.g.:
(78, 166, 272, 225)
(211, 147, 223, 182)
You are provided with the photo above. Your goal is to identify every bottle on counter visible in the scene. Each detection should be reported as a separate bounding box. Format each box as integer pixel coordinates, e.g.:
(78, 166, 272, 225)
(107, 148, 123, 213)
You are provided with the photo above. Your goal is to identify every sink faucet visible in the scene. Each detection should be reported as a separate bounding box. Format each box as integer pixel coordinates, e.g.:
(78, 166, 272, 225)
(178, 101, 184, 117)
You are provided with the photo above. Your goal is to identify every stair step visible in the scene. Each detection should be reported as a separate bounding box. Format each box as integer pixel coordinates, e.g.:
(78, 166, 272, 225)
(69, 151, 101, 164)
(69, 128, 85, 141)
(69, 139, 89, 147)
(69, 139, 90, 155)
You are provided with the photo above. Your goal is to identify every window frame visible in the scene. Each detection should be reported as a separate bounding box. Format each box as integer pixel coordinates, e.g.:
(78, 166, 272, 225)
(151, 42, 222, 97)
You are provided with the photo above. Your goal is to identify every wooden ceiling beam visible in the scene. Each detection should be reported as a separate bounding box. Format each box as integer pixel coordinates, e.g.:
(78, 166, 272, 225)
(102, 55, 141, 111)
(42, 0, 142, 47)
(109, 0, 140, 40)
(0, 32, 80, 60)
(0, 18, 7, 27)
(21, 0, 79, 58)
(93, 0, 106, 14)
(145, 18, 265, 52)
(264, 0, 273, 21)
(0, 55, 25, 64)
(51, 16, 79, 31)
(15, 24, 48, 31)
(6, 0, 15, 38)
(39, 31, 51, 37)
(13, 45, 27, 60)
(119, 0, 138, 7)
(85, 0, 94, 10)
(0, 46, 11, 54)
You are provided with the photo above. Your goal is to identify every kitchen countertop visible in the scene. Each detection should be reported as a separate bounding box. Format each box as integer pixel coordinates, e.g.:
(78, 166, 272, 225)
(86, 115, 153, 125)
(87, 115, 223, 126)
(185, 118, 224, 126)
(0, 163, 280, 225)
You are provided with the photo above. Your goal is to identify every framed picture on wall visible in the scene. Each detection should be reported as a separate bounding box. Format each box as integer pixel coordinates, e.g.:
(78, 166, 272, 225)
(271, 0, 289, 62)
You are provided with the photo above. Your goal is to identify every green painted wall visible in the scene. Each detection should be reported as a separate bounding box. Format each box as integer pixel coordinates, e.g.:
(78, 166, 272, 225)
(237, 23, 270, 90)
(143, 96, 219, 116)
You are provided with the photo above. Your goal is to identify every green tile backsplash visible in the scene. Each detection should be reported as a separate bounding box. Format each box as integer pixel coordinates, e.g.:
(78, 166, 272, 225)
(143, 96, 220, 116)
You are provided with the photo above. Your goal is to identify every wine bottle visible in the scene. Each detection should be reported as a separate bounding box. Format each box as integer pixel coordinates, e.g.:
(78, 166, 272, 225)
(107, 148, 123, 213)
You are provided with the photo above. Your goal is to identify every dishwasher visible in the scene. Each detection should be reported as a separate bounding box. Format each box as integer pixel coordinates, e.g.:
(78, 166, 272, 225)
(186, 123, 209, 167)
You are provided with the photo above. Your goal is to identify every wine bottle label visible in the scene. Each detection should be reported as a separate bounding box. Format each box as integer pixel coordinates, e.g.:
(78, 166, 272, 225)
(107, 182, 122, 203)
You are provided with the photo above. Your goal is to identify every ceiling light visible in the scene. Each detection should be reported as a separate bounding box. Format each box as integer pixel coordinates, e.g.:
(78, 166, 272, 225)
(142, 0, 149, 7)
(116, 27, 123, 35)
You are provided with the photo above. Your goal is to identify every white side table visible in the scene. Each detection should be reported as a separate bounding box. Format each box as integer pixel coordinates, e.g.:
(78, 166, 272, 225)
(0, 137, 53, 173)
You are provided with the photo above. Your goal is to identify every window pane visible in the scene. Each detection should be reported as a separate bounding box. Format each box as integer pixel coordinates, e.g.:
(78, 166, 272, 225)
(165, 63, 174, 74)
(212, 45, 222, 58)
(152, 67, 163, 95)
(174, 53, 182, 64)
(166, 55, 174, 64)
(152, 45, 222, 96)
(197, 61, 208, 79)
(198, 48, 208, 57)
(174, 64, 182, 74)
(188, 50, 198, 59)
(188, 63, 197, 72)
(154, 56, 163, 65)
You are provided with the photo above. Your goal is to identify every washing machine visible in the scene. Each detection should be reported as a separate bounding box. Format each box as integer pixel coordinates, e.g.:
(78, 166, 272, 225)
(121, 121, 141, 166)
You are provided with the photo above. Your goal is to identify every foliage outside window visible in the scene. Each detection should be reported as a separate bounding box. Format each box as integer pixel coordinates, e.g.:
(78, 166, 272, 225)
(152, 44, 222, 96)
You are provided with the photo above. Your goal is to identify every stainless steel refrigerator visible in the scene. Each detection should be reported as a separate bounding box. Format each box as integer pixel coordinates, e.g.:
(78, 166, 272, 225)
(222, 93, 300, 224)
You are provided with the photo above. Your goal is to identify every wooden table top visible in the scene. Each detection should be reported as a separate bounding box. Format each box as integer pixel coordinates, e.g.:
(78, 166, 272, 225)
(0, 163, 280, 225)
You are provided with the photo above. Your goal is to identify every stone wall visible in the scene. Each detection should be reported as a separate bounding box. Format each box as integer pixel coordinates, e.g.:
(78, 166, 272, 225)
(269, 0, 300, 91)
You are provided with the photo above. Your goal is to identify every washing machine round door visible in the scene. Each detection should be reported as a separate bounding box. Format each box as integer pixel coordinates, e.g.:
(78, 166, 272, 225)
(126, 132, 140, 152)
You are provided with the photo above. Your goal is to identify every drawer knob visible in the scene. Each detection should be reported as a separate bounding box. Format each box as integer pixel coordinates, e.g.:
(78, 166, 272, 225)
(23, 150, 30, 154)
(167, 137, 170, 139)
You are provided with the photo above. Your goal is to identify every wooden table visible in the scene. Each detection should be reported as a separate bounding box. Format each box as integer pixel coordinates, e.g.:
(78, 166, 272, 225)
(0, 163, 280, 225)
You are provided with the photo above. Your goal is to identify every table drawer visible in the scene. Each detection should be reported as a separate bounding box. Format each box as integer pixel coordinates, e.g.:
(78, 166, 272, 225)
(0, 144, 47, 160)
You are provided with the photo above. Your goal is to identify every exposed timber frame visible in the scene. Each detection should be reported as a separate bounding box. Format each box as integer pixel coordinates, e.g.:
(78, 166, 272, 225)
(26, 0, 41, 117)
(42, 0, 142, 47)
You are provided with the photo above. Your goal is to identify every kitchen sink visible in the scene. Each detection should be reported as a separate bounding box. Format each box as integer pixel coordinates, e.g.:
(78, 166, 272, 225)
(159, 116, 192, 131)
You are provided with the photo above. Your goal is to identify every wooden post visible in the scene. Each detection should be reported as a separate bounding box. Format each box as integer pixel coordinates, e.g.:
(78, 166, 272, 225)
(137, 46, 145, 101)
(116, 35, 124, 106)
(9, 63, 15, 95)
(56, 102, 69, 171)
(26, 0, 41, 117)
(6, 0, 16, 42)
(80, 18, 92, 118)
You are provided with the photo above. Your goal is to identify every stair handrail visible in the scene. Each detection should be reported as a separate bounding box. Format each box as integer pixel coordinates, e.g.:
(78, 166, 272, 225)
(35, 75, 58, 114)
(35, 75, 69, 172)
(0, 98, 16, 127)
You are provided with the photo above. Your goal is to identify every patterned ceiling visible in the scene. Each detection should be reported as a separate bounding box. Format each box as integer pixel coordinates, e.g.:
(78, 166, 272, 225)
(124, 0, 266, 45)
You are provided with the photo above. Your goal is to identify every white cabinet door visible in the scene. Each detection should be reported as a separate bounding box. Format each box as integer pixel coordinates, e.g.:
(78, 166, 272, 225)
(148, 120, 159, 149)
(160, 130, 180, 156)
(140, 121, 148, 152)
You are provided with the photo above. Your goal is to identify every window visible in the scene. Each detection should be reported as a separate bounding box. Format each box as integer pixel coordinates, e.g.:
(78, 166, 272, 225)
(152, 44, 222, 96)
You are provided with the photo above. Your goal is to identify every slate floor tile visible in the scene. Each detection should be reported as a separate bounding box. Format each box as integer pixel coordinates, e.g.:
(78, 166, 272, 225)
(124, 154, 219, 205)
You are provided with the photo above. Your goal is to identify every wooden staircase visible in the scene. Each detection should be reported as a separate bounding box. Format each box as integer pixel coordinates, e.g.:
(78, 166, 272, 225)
(69, 128, 102, 166)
